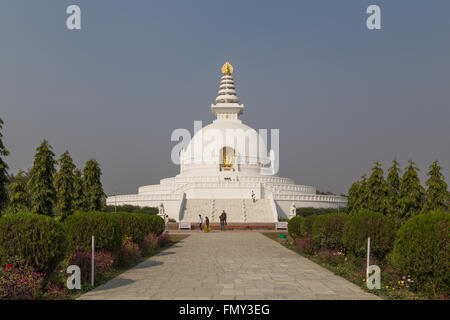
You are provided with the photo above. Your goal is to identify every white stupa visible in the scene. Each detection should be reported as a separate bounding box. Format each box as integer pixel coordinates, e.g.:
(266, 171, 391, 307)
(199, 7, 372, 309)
(107, 62, 347, 222)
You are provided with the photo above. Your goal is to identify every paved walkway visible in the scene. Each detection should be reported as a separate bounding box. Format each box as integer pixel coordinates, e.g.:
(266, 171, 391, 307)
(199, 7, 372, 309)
(78, 231, 380, 300)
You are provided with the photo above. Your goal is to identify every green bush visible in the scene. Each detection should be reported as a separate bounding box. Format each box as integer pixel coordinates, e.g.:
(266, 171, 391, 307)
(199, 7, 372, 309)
(312, 213, 347, 250)
(287, 216, 303, 239)
(110, 212, 148, 244)
(64, 211, 122, 252)
(105, 205, 158, 215)
(140, 214, 165, 236)
(342, 211, 395, 260)
(296, 207, 347, 217)
(0, 212, 67, 276)
(392, 210, 449, 296)
(300, 215, 317, 236)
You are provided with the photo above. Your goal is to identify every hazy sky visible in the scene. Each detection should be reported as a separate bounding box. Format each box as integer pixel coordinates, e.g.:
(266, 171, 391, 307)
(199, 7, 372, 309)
(1, 0, 449, 195)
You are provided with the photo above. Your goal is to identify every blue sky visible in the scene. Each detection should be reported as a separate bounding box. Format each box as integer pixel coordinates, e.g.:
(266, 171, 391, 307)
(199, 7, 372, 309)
(1, 0, 449, 195)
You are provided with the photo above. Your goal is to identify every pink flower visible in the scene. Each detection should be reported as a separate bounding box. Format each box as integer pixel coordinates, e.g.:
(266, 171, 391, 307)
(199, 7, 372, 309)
(402, 276, 406, 279)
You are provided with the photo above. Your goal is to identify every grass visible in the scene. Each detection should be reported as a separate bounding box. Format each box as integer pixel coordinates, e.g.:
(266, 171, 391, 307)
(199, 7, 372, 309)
(62, 233, 190, 300)
(261, 232, 427, 300)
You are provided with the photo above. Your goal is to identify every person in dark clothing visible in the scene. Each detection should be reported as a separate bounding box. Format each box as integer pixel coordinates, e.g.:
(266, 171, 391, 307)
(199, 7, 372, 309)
(219, 210, 227, 231)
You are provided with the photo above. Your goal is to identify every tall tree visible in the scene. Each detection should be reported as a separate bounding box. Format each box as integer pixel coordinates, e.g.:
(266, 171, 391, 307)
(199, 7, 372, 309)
(0, 117, 10, 213)
(424, 160, 449, 211)
(398, 159, 425, 220)
(82, 159, 105, 211)
(347, 180, 361, 214)
(358, 174, 369, 211)
(366, 161, 389, 215)
(347, 174, 368, 214)
(55, 151, 75, 220)
(7, 170, 29, 214)
(28, 140, 56, 216)
(72, 168, 84, 212)
(386, 159, 402, 220)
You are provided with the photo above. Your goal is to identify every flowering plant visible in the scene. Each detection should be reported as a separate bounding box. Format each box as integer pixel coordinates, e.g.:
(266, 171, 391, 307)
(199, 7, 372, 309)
(0, 264, 45, 300)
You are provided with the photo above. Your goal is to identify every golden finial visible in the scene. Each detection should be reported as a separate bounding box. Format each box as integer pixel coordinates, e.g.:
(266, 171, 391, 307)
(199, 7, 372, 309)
(221, 61, 233, 75)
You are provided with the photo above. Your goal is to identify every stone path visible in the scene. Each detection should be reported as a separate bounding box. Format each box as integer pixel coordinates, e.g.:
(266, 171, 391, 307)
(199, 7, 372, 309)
(78, 231, 380, 300)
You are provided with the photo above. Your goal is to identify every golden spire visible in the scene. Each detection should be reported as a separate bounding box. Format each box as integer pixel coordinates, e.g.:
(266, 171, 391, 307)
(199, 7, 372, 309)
(221, 61, 233, 75)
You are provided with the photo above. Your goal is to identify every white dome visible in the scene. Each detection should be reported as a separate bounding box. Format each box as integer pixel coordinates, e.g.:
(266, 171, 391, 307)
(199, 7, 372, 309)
(181, 119, 270, 176)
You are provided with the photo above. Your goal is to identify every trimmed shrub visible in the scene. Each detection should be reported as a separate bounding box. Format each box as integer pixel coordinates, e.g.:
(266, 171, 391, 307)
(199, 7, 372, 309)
(69, 249, 115, 283)
(300, 215, 317, 236)
(296, 207, 347, 217)
(140, 233, 159, 256)
(0, 265, 45, 300)
(110, 212, 148, 244)
(342, 211, 395, 260)
(295, 233, 316, 255)
(105, 205, 158, 215)
(0, 212, 67, 275)
(392, 210, 449, 296)
(140, 214, 165, 236)
(312, 213, 347, 250)
(116, 238, 142, 267)
(288, 216, 303, 239)
(64, 211, 122, 251)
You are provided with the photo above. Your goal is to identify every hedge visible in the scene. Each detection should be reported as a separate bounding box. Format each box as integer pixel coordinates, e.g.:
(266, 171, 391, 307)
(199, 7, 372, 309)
(287, 216, 303, 239)
(342, 211, 395, 260)
(0, 212, 67, 276)
(296, 207, 347, 217)
(140, 214, 165, 236)
(300, 215, 317, 236)
(392, 210, 449, 296)
(64, 211, 122, 251)
(110, 212, 148, 244)
(105, 205, 158, 215)
(312, 213, 347, 250)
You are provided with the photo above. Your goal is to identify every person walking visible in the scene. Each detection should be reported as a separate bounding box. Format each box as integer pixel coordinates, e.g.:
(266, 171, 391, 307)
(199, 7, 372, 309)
(164, 214, 169, 232)
(219, 210, 227, 231)
(204, 216, 210, 232)
(251, 190, 256, 203)
(198, 214, 203, 231)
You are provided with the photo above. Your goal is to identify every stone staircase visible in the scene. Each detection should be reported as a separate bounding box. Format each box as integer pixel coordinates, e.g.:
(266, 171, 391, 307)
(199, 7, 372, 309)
(212, 199, 244, 223)
(180, 199, 211, 222)
(180, 198, 275, 223)
(242, 199, 274, 222)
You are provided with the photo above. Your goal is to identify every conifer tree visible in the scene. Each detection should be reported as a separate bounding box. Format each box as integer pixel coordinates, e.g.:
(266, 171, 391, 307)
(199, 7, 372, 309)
(347, 174, 368, 214)
(386, 159, 402, 219)
(359, 174, 369, 211)
(28, 140, 56, 216)
(82, 159, 105, 211)
(398, 159, 425, 220)
(0, 117, 10, 213)
(55, 151, 75, 220)
(424, 160, 449, 211)
(72, 168, 84, 212)
(347, 180, 361, 214)
(7, 170, 29, 214)
(366, 161, 389, 215)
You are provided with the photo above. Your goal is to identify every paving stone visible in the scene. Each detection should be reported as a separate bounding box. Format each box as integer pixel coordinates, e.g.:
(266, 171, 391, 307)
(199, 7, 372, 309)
(78, 232, 380, 300)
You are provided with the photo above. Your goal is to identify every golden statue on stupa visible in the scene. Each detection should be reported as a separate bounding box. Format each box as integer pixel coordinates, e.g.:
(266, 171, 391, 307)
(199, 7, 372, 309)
(221, 61, 233, 75)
